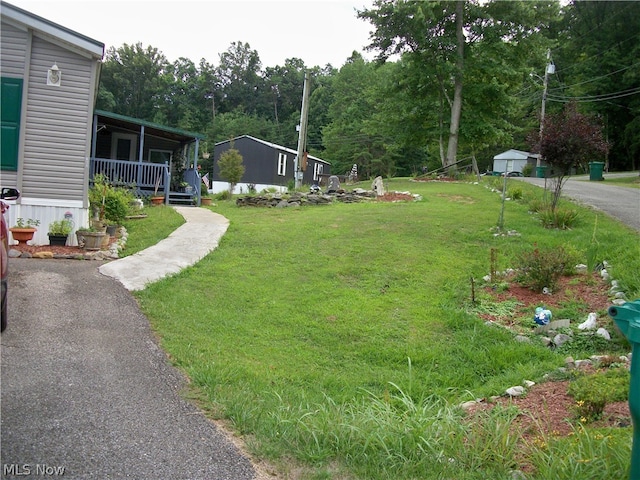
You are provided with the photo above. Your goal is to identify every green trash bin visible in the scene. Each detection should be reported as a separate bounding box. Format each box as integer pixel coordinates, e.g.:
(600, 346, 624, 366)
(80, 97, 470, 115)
(608, 299, 640, 480)
(589, 161, 605, 181)
(535, 166, 547, 178)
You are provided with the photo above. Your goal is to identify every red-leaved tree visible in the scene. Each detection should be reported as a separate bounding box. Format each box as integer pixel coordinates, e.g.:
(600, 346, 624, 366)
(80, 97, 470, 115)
(538, 102, 609, 211)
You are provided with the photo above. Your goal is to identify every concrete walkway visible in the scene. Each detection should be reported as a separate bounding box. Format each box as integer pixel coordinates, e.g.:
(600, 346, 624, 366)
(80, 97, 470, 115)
(99, 207, 229, 291)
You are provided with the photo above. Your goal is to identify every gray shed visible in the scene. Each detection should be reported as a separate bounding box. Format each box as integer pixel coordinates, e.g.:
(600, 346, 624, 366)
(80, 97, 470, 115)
(492, 149, 536, 174)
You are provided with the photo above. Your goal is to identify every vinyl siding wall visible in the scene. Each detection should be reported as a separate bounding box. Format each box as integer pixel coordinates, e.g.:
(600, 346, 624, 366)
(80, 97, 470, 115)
(23, 36, 93, 202)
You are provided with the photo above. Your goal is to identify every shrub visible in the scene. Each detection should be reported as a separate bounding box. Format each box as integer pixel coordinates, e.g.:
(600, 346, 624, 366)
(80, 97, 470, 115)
(515, 244, 568, 292)
(215, 190, 231, 201)
(507, 186, 523, 200)
(89, 174, 135, 224)
(538, 206, 579, 229)
(568, 368, 629, 422)
(522, 164, 533, 177)
(104, 187, 135, 224)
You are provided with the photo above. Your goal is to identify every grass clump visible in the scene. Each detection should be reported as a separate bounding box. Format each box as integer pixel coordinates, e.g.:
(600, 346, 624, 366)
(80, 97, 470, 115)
(527, 426, 631, 480)
(538, 206, 580, 229)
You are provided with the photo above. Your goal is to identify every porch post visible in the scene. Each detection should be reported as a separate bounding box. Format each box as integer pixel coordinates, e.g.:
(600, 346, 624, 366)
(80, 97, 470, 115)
(136, 125, 145, 187)
(90, 114, 98, 180)
(194, 138, 201, 205)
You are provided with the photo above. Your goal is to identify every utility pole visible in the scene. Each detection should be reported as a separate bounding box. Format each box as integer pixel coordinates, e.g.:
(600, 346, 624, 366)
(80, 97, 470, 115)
(295, 71, 311, 190)
(537, 49, 554, 168)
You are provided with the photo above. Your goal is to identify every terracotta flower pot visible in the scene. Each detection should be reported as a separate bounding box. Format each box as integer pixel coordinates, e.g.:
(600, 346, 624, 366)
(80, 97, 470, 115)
(150, 196, 164, 205)
(9, 227, 37, 245)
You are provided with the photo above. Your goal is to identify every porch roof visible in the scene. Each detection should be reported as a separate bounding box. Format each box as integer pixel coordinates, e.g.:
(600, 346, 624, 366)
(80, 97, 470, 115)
(95, 110, 206, 143)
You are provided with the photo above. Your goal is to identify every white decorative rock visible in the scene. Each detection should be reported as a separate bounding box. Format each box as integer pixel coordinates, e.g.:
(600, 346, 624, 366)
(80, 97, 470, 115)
(596, 328, 611, 340)
(578, 312, 597, 330)
(506, 386, 525, 397)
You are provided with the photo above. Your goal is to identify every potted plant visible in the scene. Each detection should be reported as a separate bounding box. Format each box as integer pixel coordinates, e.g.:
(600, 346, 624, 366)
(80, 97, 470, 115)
(48, 218, 73, 246)
(9, 218, 40, 245)
(88, 174, 109, 231)
(76, 225, 106, 251)
(150, 174, 164, 205)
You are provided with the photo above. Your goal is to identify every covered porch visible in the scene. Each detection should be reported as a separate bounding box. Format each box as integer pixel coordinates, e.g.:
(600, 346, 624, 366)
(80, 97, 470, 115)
(90, 110, 207, 205)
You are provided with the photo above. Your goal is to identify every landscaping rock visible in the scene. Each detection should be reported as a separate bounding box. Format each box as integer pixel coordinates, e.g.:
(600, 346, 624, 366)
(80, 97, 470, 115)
(535, 319, 570, 334)
(552, 333, 572, 348)
(565, 356, 575, 369)
(506, 386, 525, 397)
(596, 328, 611, 340)
(575, 359, 592, 369)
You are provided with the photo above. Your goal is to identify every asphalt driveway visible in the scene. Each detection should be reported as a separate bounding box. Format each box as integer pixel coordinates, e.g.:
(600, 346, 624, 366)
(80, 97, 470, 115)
(1, 258, 261, 479)
(516, 173, 640, 232)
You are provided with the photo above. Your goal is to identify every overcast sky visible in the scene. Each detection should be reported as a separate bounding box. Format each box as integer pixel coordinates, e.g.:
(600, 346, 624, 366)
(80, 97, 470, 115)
(7, 0, 377, 69)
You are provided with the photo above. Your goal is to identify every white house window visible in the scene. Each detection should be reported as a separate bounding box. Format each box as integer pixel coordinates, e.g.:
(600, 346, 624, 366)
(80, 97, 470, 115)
(278, 153, 287, 176)
(314, 162, 324, 181)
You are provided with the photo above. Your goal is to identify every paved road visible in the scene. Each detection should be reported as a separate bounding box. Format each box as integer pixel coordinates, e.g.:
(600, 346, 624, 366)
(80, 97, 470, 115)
(1, 224, 264, 479)
(516, 173, 640, 232)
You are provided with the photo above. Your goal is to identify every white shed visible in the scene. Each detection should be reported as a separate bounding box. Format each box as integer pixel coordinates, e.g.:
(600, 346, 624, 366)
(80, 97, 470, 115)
(492, 149, 534, 174)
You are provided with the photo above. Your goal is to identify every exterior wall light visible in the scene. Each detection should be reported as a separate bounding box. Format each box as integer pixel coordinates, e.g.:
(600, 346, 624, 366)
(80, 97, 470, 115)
(47, 63, 61, 86)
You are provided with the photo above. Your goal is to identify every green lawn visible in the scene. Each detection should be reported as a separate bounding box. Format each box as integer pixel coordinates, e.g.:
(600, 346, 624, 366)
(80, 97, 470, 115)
(127, 178, 638, 479)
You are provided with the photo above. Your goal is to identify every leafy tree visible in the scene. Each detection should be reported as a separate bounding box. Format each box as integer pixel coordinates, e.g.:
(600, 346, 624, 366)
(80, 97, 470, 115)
(538, 102, 609, 210)
(209, 109, 277, 144)
(215, 42, 267, 116)
(321, 53, 391, 177)
(359, 0, 559, 169)
(551, 1, 640, 171)
(217, 147, 245, 194)
(97, 43, 170, 121)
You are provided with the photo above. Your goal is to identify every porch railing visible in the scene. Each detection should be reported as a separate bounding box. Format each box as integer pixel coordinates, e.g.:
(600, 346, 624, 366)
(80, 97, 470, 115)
(90, 157, 170, 198)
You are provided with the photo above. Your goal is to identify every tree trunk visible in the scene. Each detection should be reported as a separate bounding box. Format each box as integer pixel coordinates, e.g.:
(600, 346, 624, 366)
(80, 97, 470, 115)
(445, 0, 464, 168)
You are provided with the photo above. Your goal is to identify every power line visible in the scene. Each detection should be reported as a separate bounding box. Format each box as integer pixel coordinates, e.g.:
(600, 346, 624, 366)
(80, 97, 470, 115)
(548, 60, 640, 92)
(548, 87, 640, 103)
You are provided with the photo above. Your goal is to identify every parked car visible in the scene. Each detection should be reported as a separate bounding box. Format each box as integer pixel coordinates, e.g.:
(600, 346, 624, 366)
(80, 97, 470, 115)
(1, 187, 21, 332)
(502, 171, 524, 177)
